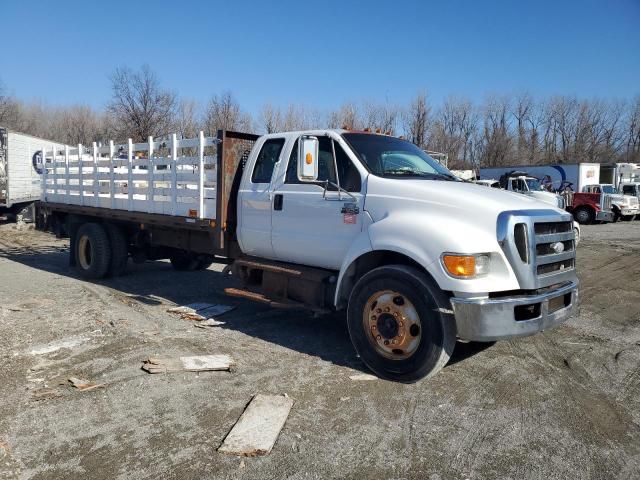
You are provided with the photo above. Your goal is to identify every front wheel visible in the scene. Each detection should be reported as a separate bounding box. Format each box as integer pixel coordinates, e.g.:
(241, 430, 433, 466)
(347, 265, 456, 383)
(573, 207, 594, 225)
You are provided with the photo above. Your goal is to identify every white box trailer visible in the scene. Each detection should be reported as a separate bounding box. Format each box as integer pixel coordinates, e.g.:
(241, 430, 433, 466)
(480, 163, 601, 192)
(0, 128, 67, 218)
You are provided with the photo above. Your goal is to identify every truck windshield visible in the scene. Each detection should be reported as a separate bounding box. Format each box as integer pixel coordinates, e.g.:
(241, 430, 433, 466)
(525, 178, 542, 191)
(342, 133, 456, 180)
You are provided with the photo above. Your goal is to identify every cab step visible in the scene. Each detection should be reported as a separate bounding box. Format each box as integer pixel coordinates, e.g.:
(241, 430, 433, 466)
(224, 287, 305, 309)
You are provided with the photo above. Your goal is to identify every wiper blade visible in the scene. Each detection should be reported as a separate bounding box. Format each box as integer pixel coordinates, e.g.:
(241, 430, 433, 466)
(383, 170, 457, 180)
(383, 170, 436, 178)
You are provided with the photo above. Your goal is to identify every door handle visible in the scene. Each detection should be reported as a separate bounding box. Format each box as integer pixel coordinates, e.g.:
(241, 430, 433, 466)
(274, 194, 283, 211)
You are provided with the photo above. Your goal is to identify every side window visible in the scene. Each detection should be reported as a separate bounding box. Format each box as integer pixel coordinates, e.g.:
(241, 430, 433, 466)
(285, 137, 361, 192)
(252, 138, 285, 183)
(622, 185, 634, 195)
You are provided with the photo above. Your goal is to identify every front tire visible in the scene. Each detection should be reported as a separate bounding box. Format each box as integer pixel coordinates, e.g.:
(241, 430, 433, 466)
(74, 223, 112, 279)
(574, 207, 594, 225)
(347, 265, 456, 383)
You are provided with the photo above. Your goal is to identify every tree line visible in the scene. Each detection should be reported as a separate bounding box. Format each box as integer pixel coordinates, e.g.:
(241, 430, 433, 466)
(1, 66, 639, 168)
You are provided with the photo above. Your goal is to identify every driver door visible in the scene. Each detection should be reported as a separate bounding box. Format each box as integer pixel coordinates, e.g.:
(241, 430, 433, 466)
(271, 135, 364, 270)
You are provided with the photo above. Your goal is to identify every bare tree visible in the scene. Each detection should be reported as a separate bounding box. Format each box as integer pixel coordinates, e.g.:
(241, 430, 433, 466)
(175, 99, 200, 139)
(480, 96, 512, 167)
(328, 103, 360, 130)
(430, 96, 479, 168)
(402, 93, 430, 148)
(203, 91, 252, 136)
(0, 80, 23, 130)
(259, 103, 282, 134)
(107, 65, 176, 142)
(625, 96, 640, 162)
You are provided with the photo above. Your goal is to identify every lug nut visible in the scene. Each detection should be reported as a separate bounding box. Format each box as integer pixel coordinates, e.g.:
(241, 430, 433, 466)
(376, 335, 381, 340)
(384, 340, 389, 345)
(385, 307, 390, 312)
(376, 308, 382, 314)
(399, 322, 404, 327)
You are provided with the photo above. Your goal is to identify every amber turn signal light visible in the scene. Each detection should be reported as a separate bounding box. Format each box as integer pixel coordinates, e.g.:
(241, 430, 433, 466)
(442, 255, 476, 277)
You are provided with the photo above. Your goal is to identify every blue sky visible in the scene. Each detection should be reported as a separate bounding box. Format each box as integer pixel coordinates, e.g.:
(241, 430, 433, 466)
(2, 0, 639, 114)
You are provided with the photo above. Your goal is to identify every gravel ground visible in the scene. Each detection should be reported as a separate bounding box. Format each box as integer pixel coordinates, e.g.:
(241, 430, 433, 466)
(0, 221, 639, 479)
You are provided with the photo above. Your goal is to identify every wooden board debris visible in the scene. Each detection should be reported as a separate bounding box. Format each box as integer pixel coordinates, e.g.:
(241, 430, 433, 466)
(349, 373, 378, 381)
(141, 354, 234, 374)
(194, 318, 226, 328)
(31, 387, 62, 400)
(167, 303, 234, 321)
(218, 394, 294, 457)
(68, 377, 106, 392)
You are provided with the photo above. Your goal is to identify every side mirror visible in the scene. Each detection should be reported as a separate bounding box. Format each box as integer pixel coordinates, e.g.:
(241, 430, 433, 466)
(298, 136, 319, 182)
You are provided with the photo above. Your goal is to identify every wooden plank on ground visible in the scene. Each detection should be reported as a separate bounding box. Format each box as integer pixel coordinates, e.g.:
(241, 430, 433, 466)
(218, 394, 294, 456)
(141, 354, 234, 374)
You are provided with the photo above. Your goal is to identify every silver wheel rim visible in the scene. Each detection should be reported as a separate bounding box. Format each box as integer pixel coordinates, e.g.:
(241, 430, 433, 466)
(362, 290, 422, 360)
(78, 235, 92, 270)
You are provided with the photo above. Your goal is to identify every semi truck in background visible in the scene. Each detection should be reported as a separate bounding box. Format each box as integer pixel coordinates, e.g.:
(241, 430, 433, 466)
(0, 128, 67, 221)
(35, 129, 579, 382)
(480, 163, 601, 193)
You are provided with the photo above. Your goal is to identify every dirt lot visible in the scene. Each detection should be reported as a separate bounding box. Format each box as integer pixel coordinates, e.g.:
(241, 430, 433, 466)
(0, 221, 639, 480)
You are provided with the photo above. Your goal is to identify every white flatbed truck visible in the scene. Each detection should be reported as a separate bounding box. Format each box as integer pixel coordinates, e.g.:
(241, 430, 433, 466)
(37, 129, 579, 382)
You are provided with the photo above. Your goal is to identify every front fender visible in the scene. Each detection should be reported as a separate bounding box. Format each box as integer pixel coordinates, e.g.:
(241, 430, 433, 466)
(334, 210, 521, 306)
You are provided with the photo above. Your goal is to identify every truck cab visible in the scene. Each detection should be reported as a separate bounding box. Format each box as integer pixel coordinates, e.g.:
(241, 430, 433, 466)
(581, 184, 639, 221)
(620, 182, 640, 215)
(232, 130, 579, 381)
(499, 171, 565, 209)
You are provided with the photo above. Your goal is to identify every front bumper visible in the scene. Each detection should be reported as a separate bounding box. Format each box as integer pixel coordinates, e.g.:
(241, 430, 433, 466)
(620, 207, 639, 216)
(450, 280, 579, 342)
(596, 210, 614, 222)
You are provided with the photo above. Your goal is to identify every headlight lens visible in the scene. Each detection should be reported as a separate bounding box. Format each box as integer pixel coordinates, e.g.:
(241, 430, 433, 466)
(442, 253, 491, 278)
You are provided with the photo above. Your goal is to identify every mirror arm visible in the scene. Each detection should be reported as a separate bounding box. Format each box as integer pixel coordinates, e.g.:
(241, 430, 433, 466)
(330, 139, 341, 201)
(323, 179, 357, 202)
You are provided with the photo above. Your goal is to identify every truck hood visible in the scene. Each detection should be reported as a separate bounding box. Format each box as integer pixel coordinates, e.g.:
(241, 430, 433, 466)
(525, 190, 562, 207)
(364, 176, 565, 224)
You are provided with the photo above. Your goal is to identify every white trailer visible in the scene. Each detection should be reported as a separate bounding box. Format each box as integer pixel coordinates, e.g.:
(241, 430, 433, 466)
(480, 163, 601, 192)
(0, 128, 67, 219)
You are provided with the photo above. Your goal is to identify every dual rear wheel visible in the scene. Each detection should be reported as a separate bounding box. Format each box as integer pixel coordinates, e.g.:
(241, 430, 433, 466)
(74, 223, 129, 279)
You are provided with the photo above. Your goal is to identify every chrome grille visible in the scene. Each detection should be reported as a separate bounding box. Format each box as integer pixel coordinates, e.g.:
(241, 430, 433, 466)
(601, 194, 612, 211)
(498, 210, 578, 289)
(533, 220, 575, 281)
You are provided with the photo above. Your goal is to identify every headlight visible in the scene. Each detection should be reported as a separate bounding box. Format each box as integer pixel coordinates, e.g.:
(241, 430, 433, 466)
(442, 253, 491, 278)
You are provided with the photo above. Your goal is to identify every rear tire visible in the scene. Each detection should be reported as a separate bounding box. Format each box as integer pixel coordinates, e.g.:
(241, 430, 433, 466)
(105, 223, 129, 277)
(347, 265, 456, 383)
(574, 207, 594, 225)
(195, 258, 214, 270)
(74, 223, 112, 279)
(169, 250, 199, 271)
